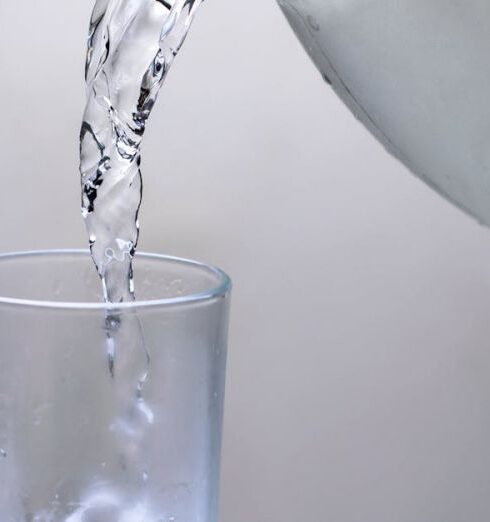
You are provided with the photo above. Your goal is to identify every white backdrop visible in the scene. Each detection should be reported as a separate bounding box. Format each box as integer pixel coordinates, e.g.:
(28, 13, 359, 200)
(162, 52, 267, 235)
(1, 1, 490, 520)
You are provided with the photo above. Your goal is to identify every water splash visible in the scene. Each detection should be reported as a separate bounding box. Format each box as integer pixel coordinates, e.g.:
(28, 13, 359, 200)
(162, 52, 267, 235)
(80, 0, 202, 302)
(74, 0, 203, 518)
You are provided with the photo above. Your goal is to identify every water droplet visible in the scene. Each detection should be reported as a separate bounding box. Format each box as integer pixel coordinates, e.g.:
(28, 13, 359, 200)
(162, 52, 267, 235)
(0, 449, 7, 458)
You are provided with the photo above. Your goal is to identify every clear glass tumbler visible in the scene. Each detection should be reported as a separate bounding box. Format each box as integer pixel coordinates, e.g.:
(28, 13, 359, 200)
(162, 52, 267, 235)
(0, 250, 231, 522)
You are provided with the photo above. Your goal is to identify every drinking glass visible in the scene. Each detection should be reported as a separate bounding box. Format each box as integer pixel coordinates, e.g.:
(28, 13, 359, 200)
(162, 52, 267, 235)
(0, 250, 231, 522)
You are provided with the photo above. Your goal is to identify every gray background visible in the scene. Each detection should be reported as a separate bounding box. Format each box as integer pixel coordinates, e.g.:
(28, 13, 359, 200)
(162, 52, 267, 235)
(2, 1, 490, 521)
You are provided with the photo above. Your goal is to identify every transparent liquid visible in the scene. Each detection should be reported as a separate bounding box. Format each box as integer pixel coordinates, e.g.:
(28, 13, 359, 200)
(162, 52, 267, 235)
(75, 1, 202, 520)
(80, 0, 202, 302)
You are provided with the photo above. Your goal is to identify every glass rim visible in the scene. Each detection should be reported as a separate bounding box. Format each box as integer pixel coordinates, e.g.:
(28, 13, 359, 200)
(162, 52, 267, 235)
(0, 249, 231, 311)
